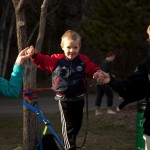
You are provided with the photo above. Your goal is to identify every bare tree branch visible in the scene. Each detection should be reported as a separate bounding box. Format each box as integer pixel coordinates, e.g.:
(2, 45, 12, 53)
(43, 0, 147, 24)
(27, 0, 63, 46)
(12, 0, 25, 12)
(12, 0, 38, 149)
(81, 0, 91, 20)
(27, 22, 39, 45)
(35, 0, 49, 51)
(2, 14, 15, 77)
(12, 0, 27, 51)
(47, 0, 63, 16)
(12, 0, 18, 9)
(16, 0, 25, 12)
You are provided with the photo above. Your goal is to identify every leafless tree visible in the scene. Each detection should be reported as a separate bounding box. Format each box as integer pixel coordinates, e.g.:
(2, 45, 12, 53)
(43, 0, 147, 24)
(12, 0, 49, 149)
(27, 0, 63, 46)
(12, 0, 50, 149)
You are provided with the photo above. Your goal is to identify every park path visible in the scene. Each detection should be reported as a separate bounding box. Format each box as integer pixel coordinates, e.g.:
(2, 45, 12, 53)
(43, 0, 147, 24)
(0, 90, 123, 116)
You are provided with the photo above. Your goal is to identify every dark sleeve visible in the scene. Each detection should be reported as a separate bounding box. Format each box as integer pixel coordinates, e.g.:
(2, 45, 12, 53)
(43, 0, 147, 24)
(145, 56, 150, 74)
(108, 74, 126, 98)
(138, 56, 150, 74)
(108, 75, 135, 110)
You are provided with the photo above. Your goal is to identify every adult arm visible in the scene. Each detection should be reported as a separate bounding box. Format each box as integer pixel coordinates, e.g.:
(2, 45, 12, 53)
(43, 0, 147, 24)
(0, 64, 24, 98)
(0, 47, 32, 98)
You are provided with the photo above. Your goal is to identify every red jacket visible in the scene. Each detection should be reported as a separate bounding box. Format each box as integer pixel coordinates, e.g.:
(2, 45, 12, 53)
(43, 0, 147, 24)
(31, 53, 101, 98)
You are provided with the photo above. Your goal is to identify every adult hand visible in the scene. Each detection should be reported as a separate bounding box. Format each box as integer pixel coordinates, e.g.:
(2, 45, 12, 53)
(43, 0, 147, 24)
(26, 45, 37, 55)
(15, 47, 33, 65)
(93, 70, 110, 84)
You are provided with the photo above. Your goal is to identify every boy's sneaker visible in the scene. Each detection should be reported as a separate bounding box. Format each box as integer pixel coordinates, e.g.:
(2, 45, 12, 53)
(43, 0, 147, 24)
(107, 109, 116, 115)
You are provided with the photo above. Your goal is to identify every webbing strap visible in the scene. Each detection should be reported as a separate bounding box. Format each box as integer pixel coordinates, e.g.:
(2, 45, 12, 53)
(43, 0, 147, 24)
(23, 90, 64, 149)
(43, 126, 48, 135)
(38, 114, 43, 150)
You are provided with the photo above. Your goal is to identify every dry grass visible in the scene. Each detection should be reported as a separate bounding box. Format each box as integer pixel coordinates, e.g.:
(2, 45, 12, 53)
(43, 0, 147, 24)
(0, 105, 137, 150)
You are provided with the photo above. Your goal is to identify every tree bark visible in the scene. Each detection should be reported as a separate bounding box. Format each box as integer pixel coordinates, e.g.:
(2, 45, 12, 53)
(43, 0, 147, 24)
(35, 0, 49, 52)
(27, 0, 63, 47)
(12, 0, 38, 150)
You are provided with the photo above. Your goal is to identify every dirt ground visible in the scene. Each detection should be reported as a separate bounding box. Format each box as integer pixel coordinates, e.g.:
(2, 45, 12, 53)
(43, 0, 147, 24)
(0, 89, 144, 150)
(0, 100, 142, 150)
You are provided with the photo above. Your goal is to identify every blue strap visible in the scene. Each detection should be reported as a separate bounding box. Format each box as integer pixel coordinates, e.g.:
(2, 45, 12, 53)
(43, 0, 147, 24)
(23, 99, 38, 113)
(23, 95, 64, 149)
(38, 114, 43, 150)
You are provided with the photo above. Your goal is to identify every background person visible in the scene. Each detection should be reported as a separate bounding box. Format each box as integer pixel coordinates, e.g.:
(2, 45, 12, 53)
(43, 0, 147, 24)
(95, 51, 116, 115)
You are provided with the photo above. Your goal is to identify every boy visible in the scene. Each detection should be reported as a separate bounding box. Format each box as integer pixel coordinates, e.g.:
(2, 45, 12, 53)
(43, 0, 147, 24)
(0, 47, 32, 98)
(27, 30, 110, 150)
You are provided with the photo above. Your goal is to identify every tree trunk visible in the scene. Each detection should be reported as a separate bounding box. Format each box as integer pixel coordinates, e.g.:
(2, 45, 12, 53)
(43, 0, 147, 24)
(23, 61, 38, 150)
(12, 0, 38, 149)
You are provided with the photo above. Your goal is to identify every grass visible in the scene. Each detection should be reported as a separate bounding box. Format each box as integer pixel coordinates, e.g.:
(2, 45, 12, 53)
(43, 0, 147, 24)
(0, 115, 23, 150)
(0, 105, 137, 150)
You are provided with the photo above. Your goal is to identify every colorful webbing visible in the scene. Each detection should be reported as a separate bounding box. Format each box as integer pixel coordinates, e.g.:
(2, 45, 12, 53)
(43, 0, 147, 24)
(22, 89, 64, 149)
(43, 126, 48, 135)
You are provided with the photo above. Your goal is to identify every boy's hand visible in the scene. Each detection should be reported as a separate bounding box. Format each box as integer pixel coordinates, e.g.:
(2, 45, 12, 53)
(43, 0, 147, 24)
(93, 70, 110, 84)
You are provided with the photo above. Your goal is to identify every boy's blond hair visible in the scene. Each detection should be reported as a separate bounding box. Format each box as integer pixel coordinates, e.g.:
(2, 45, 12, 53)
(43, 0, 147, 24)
(61, 30, 81, 47)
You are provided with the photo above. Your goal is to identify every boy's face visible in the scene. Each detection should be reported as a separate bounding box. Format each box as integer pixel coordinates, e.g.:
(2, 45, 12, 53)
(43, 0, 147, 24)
(61, 38, 80, 60)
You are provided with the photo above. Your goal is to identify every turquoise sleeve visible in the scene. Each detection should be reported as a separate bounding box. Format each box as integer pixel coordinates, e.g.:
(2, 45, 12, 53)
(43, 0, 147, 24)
(0, 64, 24, 98)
